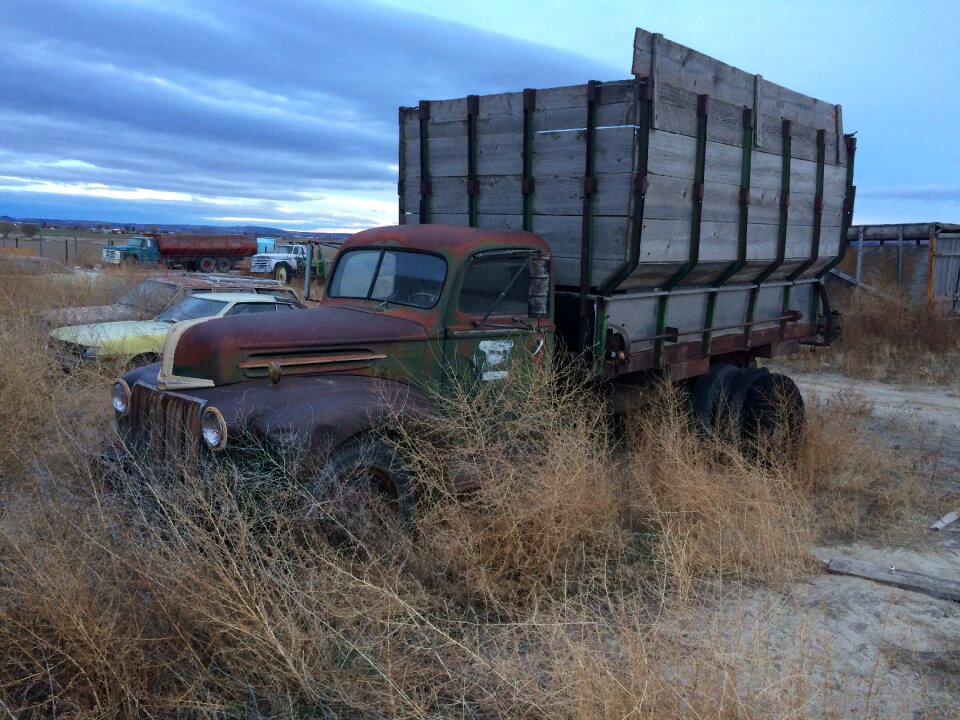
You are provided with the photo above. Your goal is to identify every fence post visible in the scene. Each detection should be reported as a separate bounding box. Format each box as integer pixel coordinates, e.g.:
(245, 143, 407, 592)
(855, 225, 864, 288)
(927, 225, 937, 302)
(897, 224, 903, 287)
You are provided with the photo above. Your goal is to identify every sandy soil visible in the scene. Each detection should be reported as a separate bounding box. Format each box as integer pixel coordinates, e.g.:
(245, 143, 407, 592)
(728, 372, 960, 717)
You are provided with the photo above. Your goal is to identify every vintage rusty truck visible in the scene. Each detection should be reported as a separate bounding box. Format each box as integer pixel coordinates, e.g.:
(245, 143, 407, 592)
(111, 29, 855, 504)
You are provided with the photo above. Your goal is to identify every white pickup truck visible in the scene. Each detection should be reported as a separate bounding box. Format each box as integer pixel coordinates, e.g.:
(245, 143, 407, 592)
(249, 243, 308, 283)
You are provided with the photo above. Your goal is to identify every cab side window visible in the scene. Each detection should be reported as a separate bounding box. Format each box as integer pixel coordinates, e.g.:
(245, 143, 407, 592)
(458, 255, 531, 316)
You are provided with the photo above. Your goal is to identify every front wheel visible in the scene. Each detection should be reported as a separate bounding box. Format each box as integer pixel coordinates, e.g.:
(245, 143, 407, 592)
(274, 263, 292, 284)
(309, 435, 417, 546)
(215, 257, 233, 273)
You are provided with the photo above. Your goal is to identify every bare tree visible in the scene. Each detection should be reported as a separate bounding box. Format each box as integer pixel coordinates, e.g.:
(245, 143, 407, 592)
(0, 222, 13, 239)
(21, 224, 39, 239)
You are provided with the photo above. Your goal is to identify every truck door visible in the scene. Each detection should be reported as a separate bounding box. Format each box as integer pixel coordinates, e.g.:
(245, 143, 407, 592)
(443, 249, 551, 387)
(142, 237, 160, 263)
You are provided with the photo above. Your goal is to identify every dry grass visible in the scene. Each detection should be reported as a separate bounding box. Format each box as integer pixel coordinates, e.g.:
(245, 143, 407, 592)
(0, 274, 134, 480)
(625, 384, 814, 596)
(795, 389, 943, 542)
(0, 275, 950, 717)
(828, 283, 960, 383)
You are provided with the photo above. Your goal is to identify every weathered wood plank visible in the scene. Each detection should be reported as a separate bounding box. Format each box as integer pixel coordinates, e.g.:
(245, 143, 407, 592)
(656, 82, 842, 164)
(408, 170, 843, 231)
(826, 557, 960, 603)
(930, 509, 960, 531)
(403, 82, 639, 139)
(405, 212, 629, 261)
(404, 125, 638, 180)
(402, 173, 633, 217)
(633, 28, 839, 132)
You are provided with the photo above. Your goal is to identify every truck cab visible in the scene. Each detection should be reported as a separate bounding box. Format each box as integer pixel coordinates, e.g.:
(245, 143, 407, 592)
(113, 225, 553, 478)
(250, 243, 309, 283)
(102, 236, 160, 265)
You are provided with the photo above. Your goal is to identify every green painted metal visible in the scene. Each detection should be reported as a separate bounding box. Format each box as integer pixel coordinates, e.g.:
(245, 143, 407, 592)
(781, 128, 827, 336)
(577, 81, 600, 354)
(818, 135, 858, 278)
(789, 129, 826, 281)
(703, 106, 754, 355)
(466, 94, 479, 228)
(522, 88, 536, 232)
(418, 100, 432, 224)
(592, 300, 609, 377)
(599, 79, 651, 295)
(745, 119, 792, 347)
(656, 93, 708, 363)
(398, 106, 407, 224)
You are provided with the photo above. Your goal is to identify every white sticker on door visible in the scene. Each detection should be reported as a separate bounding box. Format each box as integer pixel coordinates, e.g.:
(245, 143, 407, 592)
(477, 339, 513, 381)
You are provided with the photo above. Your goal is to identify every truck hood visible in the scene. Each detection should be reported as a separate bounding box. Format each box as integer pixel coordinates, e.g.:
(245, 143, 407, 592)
(50, 319, 171, 349)
(162, 306, 429, 388)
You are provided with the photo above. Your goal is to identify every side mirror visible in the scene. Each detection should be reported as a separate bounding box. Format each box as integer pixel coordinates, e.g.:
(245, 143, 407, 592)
(528, 253, 550, 317)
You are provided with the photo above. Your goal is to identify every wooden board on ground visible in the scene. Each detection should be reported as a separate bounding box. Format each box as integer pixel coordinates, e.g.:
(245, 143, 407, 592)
(826, 557, 960, 603)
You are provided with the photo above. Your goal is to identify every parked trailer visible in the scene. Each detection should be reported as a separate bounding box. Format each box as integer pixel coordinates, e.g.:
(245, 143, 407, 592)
(400, 27, 855, 380)
(110, 28, 856, 511)
(101, 234, 257, 272)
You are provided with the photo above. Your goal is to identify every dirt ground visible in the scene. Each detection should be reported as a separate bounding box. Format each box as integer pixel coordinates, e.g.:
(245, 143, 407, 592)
(732, 371, 960, 718)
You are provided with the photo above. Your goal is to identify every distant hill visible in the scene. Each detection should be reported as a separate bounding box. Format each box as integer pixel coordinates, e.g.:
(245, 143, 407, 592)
(2, 216, 355, 241)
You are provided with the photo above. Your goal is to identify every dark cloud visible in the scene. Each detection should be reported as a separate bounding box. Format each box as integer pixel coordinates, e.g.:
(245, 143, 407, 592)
(0, 0, 617, 227)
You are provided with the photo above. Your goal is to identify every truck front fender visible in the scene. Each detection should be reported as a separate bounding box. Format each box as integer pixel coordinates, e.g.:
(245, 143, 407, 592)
(187, 374, 433, 459)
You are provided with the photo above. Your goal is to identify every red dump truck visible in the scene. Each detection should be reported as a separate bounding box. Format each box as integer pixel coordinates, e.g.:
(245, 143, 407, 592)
(110, 28, 855, 509)
(101, 233, 257, 272)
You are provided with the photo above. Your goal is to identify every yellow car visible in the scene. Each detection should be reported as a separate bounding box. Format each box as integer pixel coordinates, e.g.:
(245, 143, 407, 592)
(48, 292, 302, 370)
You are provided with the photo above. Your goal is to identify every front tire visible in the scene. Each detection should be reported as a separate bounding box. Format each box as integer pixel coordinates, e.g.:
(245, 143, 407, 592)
(274, 263, 292, 284)
(215, 257, 233, 273)
(309, 435, 416, 546)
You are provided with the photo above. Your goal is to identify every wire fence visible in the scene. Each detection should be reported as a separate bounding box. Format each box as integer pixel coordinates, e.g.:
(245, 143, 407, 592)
(0, 234, 110, 266)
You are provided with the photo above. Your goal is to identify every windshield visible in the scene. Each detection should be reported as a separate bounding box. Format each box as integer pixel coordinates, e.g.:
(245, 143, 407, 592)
(276, 245, 297, 253)
(154, 296, 227, 323)
(118, 280, 178, 312)
(328, 249, 446, 309)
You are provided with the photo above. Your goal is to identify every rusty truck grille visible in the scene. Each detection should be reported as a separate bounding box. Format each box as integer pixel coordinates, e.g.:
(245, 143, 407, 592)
(127, 383, 203, 467)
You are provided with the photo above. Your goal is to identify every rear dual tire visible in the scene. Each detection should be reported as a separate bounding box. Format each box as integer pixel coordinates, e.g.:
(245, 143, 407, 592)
(691, 364, 805, 455)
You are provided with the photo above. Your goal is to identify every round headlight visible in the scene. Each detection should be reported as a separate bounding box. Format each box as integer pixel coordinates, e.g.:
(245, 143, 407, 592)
(201, 407, 228, 451)
(112, 380, 131, 414)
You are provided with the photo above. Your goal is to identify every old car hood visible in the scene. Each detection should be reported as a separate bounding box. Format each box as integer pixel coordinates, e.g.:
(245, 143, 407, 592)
(169, 305, 429, 387)
(51, 319, 171, 348)
(41, 303, 143, 327)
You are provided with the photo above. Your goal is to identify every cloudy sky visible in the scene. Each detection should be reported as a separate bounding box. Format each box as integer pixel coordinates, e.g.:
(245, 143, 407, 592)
(1, 0, 957, 230)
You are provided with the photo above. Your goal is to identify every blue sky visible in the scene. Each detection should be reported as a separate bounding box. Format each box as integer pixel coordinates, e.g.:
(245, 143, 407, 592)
(1, 0, 957, 229)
